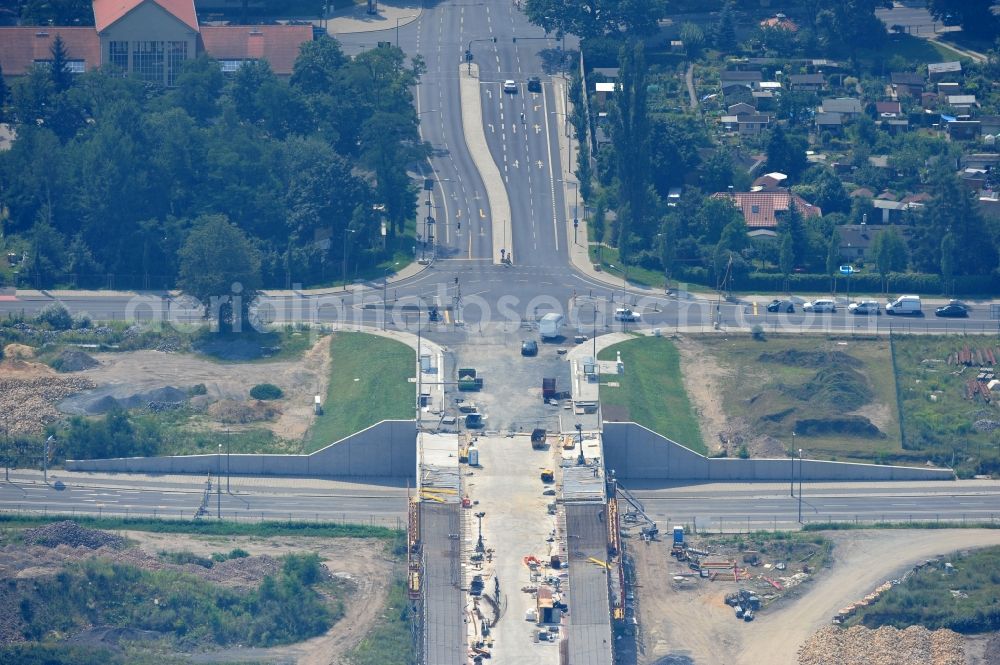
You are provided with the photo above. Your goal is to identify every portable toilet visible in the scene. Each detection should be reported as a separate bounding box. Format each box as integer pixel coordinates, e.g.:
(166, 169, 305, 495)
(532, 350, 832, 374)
(468, 444, 480, 467)
(672, 526, 684, 546)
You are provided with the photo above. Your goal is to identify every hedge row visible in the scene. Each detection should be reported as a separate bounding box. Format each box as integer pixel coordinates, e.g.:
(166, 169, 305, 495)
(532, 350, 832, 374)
(672, 267, 1000, 296)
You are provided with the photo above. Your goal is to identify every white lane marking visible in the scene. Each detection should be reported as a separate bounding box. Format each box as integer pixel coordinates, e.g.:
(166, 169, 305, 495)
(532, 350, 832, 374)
(541, 82, 559, 251)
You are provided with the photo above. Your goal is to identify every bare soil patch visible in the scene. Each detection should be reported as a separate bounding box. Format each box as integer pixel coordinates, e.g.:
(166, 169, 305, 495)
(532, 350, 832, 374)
(634, 529, 1000, 665)
(64, 335, 331, 439)
(674, 336, 731, 454)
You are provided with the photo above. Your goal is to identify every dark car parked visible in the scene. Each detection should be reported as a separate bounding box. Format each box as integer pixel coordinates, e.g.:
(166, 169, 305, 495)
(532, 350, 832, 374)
(521, 340, 538, 356)
(766, 299, 795, 313)
(527, 76, 542, 92)
(935, 303, 969, 318)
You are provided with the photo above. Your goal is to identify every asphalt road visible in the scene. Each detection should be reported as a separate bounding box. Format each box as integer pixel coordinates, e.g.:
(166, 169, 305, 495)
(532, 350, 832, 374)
(1, 471, 409, 526)
(630, 480, 1000, 531)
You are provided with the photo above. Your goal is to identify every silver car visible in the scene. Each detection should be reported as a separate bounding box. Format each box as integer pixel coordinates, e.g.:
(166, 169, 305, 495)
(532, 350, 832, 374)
(803, 299, 836, 313)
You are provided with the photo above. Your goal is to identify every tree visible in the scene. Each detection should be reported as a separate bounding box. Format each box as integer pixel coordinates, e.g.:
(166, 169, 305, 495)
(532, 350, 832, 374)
(290, 38, 347, 95)
(172, 56, 224, 124)
(871, 227, 908, 291)
(826, 224, 840, 292)
(812, 169, 850, 214)
(49, 35, 74, 94)
(940, 231, 956, 295)
(765, 125, 808, 179)
(926, 0, 997, 38)
(177, 215, 262, 328)
(648, 116, 704, 198)
(0, 62, 8, 121)
(779, 232, 794, 289)
(20, 0, 93, 26)
(679, 23, 705, 58)
(714, 2, 737, 51)
(524, 0, 668, 39)
(609, 41, 652, 262)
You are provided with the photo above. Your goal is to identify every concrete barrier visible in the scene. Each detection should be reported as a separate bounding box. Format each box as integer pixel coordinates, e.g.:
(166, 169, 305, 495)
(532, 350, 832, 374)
(66, 420, 417, 479)
(602, 422, 954, 482)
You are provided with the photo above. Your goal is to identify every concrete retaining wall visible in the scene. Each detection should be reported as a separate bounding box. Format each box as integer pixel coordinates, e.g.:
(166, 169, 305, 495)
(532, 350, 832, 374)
(66, 420, 417, 479)
(602, 422, 954, 482)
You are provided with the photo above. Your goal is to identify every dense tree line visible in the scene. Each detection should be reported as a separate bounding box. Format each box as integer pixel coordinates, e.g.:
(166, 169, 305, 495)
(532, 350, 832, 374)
(0, 37, 426, 290)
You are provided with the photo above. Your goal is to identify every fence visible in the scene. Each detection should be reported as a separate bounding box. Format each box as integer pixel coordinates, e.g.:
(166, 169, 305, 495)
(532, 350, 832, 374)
(661, 513, 1000, 535)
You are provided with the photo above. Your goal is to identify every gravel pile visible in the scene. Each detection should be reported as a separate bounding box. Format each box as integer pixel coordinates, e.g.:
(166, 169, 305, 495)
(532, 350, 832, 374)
(973, 419, 1000, 432)
(799, 625, 965, 665)
(54, 349, 99, 372)
(21, 521, 128, 551)
(0, 374, 95, 435)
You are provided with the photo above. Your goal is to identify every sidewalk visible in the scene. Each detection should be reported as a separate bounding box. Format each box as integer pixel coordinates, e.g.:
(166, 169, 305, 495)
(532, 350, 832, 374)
(318, 0, 422, 37)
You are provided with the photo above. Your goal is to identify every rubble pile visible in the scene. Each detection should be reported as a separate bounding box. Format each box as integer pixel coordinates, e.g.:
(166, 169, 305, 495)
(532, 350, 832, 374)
(53, 349, 99, 372)
(22, 521, 128, 551)
(0, 374, 95, 434)
(799, 625, 965, 665)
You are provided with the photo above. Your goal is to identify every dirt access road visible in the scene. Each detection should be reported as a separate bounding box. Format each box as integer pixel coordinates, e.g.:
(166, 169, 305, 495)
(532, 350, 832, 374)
(635, 528, 1000, 665)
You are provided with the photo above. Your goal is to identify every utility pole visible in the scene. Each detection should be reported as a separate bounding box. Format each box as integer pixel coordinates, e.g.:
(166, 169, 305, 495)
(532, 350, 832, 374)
(790, 432, 796, 497)
(342, 227, 355, 290)
(44, 435, 53, 483)
(226, 427, 231, 494)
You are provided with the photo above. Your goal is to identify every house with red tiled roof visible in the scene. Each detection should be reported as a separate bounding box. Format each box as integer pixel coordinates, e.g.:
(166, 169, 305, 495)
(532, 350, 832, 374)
(0, 0, 313, 86)
(711, 191, 822, 232)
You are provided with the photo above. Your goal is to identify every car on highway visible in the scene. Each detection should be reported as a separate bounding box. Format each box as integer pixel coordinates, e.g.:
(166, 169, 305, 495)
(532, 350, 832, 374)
(503, 79, 517, 94)
(935, 302, 969, 318)
(614, 308, 640, 322)
(521, 339, 538, 356)
(53, 480, 66, 490)
(802, 299, 836, 313)
(766, 299, 795, 313)
(848, 300, 881, 315)
(527, 76, 541, 92)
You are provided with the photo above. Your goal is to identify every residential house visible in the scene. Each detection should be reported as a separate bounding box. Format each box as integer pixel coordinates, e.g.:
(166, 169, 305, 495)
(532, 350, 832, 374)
(0, 0, 313, 84)
(758, 81, 782, 92)
(891, 72, 925, 97)
(760, 15, 798, 31)
(788, 73, 825, 91)
(816, 112, 844, 134)
(711, 191, 821, 232)
(937, 81, 961, 96)
(947, 95, 977, 111)
(875, 101, 902, 118)
(592, 67, 619, 80)
(978, 116, 1000, 137)
(884, 118, 910, 135)
(948, 120, 981, 140)
(752, 172, 788, 190)
(737, 114, 771, 137)
(821, 97, 863, 115)
(727, 102, 756, 116)
(721, 84, 754, 105)
(850, 187, 875, 199)
(838, 224, 911, 261)
(927, 60, 962, 81)
(962, 153, 1000, 170)
(961, 168, 987, 192)
(721, 70, 763, 89)
(752, 90, 776, 111)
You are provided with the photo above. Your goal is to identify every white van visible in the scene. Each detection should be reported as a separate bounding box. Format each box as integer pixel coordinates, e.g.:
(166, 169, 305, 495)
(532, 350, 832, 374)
(538, 312, 564, 339)
(886, 295, 922, 315)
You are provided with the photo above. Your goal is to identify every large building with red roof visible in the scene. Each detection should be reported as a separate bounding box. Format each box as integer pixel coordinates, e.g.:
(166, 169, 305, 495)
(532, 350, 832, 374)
(0, 0, 313, 86)
(711, 190, 822, 235)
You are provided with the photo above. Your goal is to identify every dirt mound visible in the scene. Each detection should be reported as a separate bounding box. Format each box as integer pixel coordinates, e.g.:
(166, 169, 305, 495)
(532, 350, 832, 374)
(208, 399, 281, 424)
(3, 343, 35, 359)
(799, 625, 964, 665)
(53, 349, 99, 372)
(788, 367, 872, 411)
(21, 521, 127, 550)
(794, 416, 886, 438)
(759, 349, 861, 368)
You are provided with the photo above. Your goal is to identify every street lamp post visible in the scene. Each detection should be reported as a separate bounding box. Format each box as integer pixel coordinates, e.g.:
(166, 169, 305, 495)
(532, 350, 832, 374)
(798, 448, 804, 523)
(557, 179, 580, 245)
(790, 432, 796, 497)
(383, 269, 390, 330)
(226, 427, 231, 494)
(475, 511, 486, 553)
(44, 435, 53, 483)
(342, 227, 356, 290)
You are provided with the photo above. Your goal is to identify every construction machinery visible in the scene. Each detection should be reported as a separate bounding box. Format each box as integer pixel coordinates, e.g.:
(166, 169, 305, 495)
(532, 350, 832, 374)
(540, 468, 554, 483)
(458, 368, 484, 391)
(531, 428, 546, 450)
